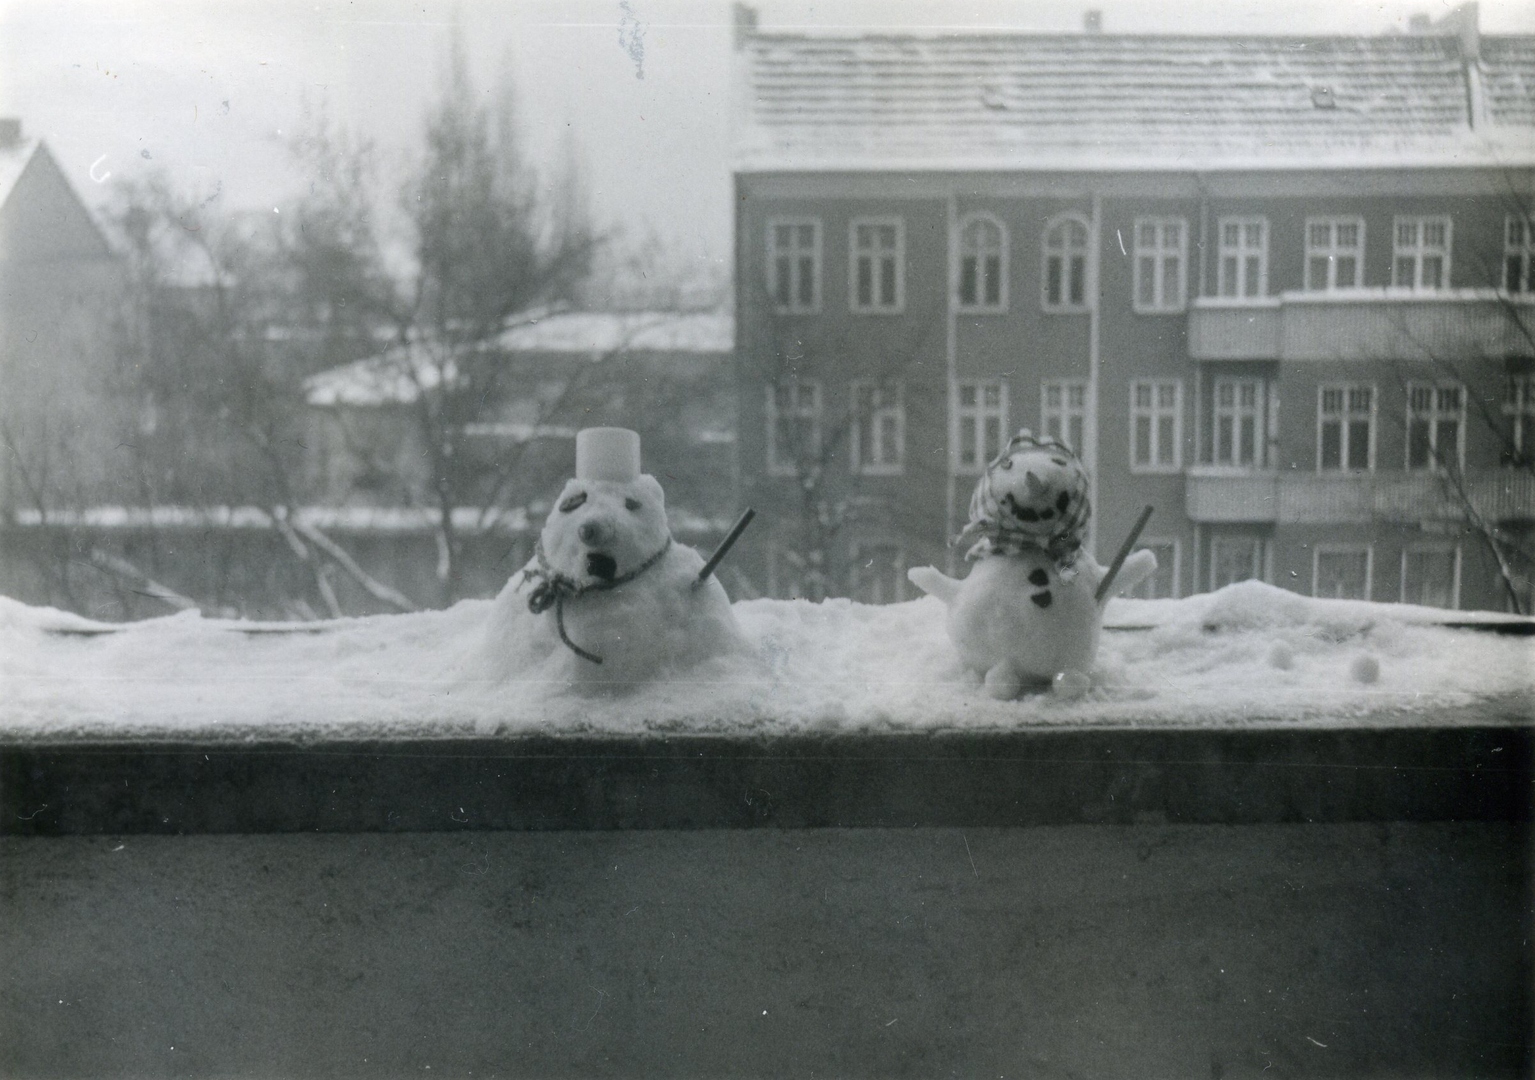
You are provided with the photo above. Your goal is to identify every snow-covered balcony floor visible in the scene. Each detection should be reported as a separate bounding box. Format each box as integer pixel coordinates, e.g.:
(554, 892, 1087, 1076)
(2, 582, 1529, 834)
(3, 582, 1532, 742)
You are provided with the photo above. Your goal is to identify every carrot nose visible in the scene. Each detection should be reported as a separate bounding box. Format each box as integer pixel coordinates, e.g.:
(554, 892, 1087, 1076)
(578, 520, 608, 546)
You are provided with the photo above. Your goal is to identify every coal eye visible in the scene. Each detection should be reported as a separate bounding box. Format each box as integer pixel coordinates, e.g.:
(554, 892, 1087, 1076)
(625, 498, 642, 511)
(999, 457, 1013, 470)
(559, 491, 587, 513)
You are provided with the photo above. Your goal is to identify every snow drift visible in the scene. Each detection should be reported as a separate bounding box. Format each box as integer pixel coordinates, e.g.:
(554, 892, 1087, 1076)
(0, 581, 1529, 742)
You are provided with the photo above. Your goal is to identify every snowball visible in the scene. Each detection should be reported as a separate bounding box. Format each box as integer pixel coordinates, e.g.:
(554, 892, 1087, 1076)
(1051, 670, 1093, 700)
(1351, 654, 1381, 684)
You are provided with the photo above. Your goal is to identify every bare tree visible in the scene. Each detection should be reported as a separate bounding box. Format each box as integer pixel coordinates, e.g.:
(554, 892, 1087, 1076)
(1382, 181, 1535, 612)
(739, 272, 946, 601)
(291, 37, 599, 605)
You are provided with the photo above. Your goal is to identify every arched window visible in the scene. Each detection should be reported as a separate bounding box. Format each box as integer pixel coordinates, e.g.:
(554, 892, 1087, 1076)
(956, 214, 1007, 311)
(1042, 215, 1090, 311)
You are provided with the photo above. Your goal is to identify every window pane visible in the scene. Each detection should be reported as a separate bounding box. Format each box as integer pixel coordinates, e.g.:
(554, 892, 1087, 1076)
(1321, 421, 1342, 469)
(1046, 256, 1062, 306)
(1158, 383, 1177, 409)
(1244, 255, 1260, 296)
(1404, 550, 1456, 608)
(879, 257, 896, 306)
(1436, 419, 1459, 463)
(1068, 256, 1085, 305)
(1422, 256, 1443, 288)
(1337, 223, 1358, 246)
(775, 258, 791, 306)
(1137, 258, 1155, 305)
(960, 258, 978, 306)
(1347, 421, 1370, 469)
(797, 224, 814, 247)
(1408, 419, 1431, 469)
(1157, 415, 1175, 463)
(1307, 256, 1328, 290)
(1135, 416, 1151, 464)
(797, 258, 814, 305)
(959, 417, 977, 466)
(857, 259, 872, 306)
(1163, 256, 1182, 306)
(1336, 255, 1356, 286)
(984, 256, 1002, 305)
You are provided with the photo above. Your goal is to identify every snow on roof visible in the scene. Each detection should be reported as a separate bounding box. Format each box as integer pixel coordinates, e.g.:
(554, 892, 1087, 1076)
(736, 32, 1535, 172)
(0, 135, 41, 211)
(305, 310, 735, 408)
(1, 581, 1529, 742)
(8, 504, 732, 537)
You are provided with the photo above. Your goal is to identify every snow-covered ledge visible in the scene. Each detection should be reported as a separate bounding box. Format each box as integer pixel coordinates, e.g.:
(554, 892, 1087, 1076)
(2, 584, 1530, 833)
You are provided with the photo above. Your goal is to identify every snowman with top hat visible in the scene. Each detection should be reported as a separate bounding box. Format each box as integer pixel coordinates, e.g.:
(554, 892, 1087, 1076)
(484, 427, 744, 690)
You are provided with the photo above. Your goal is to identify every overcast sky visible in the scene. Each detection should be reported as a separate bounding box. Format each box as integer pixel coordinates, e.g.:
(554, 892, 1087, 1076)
(4, 0, 1534, 279)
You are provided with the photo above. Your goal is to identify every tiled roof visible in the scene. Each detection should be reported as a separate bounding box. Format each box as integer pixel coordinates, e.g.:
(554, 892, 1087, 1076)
(736, 32, 1535, 171)
(306, 310, 734, 408)
(0, 137, 41, 210)
(1481, 37, 1535, 129)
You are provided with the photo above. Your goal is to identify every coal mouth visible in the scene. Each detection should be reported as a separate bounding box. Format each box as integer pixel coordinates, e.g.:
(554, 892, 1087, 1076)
(585, 552, 618, 581)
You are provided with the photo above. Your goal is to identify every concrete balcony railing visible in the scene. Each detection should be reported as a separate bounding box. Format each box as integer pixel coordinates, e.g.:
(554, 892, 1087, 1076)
(1186, 467, 1535, 525)
(1188, 290, 1535, 362)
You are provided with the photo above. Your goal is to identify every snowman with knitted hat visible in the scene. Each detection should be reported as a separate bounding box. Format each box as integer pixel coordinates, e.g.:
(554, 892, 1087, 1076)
(909, 429, 1157, 700)
(480, 427, 744, 691)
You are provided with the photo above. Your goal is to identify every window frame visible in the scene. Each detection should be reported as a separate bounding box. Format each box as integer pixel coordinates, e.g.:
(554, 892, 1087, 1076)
(765, 376, 823, 478)
(1211, 376, 1266, 469)
(1400, 544, 1461, 609)
(765, 217, 822, 314)
(1215, 216, 1270, 300)
(1506, 373, 1535, 462)
(1131, 217, 1188, 314)
(953, 379, 1009, 475)
(1504, 216, 1535, 295)
(849, 379, 906, 476)
(1208, 534, 1265, 591)
(1129, 378, 1184, 474)
(1041, 213, 1091, 313)
(956, 212, 1009, 313)
(1312, 544, 1374, 601)
(1316, 382, 1377, 474)
(1040, 378, 1088, 459)
(848, 216, 906, 314)
(1404, 381, 1466, 473)
(1391, 215, 1452, 291)
(1304, 216, 1365, 292)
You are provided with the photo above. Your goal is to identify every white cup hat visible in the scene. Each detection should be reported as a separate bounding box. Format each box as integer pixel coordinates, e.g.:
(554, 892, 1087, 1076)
(575, 427, 641, 483)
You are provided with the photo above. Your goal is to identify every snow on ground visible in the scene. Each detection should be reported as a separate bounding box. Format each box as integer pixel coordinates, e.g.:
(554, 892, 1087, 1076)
(0, 580, 1530, 742)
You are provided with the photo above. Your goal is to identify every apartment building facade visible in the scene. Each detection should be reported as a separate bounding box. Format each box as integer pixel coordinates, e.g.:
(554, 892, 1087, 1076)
(732, 6, 1535, 611)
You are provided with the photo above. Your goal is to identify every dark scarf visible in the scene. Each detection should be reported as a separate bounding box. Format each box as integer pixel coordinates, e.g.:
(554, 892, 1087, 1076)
(520, 536, 674, 664)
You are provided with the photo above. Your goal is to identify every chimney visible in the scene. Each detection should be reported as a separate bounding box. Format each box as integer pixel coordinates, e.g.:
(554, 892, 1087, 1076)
(1432, 2, 1480, 60)
(733, 3, 758, 50)
(0, 118, 21, 148)
(1083, 9, 1103, 33)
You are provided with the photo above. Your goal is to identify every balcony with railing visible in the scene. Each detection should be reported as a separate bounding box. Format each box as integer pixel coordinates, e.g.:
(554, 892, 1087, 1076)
(1188, 291, 1535, 362)
(1186, 466, 1535, 524)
